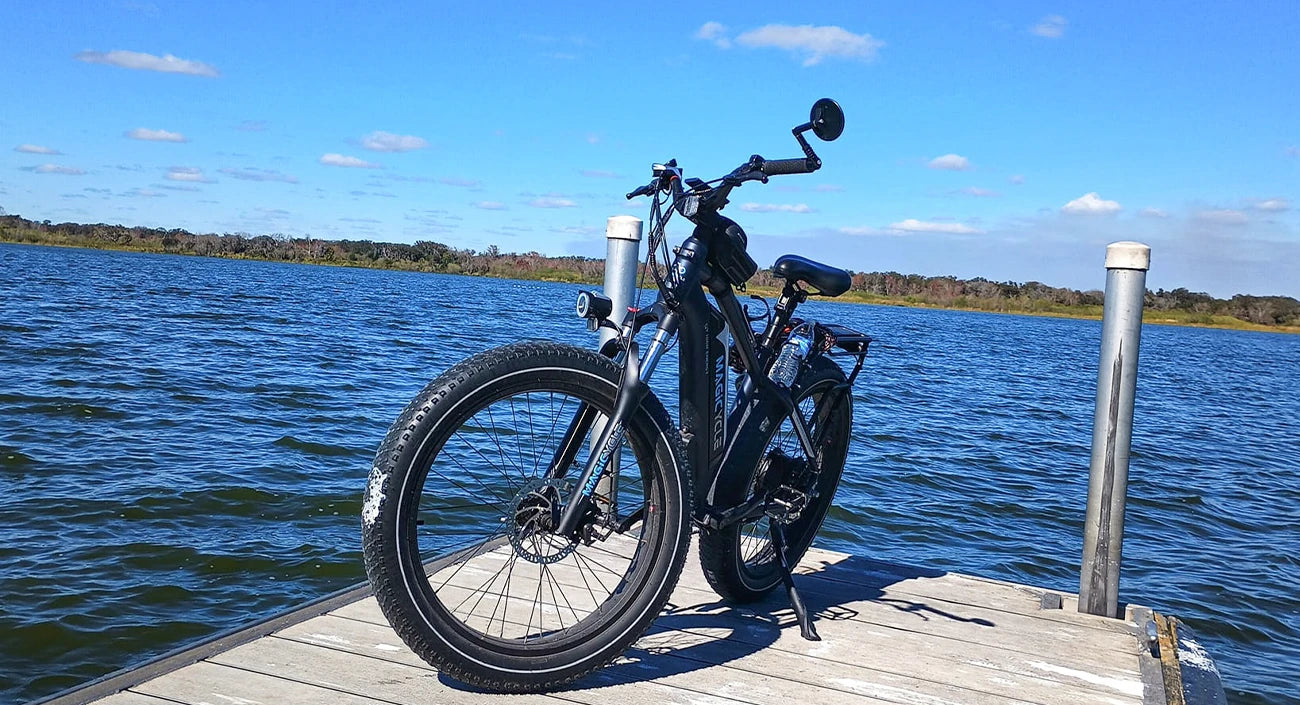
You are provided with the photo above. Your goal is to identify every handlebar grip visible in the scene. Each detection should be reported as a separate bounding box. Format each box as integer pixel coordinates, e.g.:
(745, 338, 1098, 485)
(761, 158, 815, 176)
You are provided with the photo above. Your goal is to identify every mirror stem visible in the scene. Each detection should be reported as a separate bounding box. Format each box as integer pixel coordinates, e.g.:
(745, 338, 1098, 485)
(793, 131, 819, 165)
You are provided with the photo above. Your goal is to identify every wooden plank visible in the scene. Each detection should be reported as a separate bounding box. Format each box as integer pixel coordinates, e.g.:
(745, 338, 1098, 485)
(214, 632, 776, 705)
(635, 612, 1144, 703)
(273, 614, 1054, 705)
(87, 694, 176, 705)
(450, 538, 1132, 641)
(291, 610, 1141, 705)
(332, 585, 1145, 703)
(422, 539, 1117, 637)
(130, 660, 389, 705)
(410, 545, 1144, 667)
(67, 545, 1152, 705)
(796, 549, 1135, 635)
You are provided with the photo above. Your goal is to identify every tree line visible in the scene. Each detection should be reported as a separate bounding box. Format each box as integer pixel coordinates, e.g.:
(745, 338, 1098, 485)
(2, 213, 1297, 327)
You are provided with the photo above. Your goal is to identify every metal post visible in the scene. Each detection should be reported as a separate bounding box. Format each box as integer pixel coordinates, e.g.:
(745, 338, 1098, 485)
(601, 216, 643, 345)
(1079, 241, 1150, 618)
(594, 216, 642, 504)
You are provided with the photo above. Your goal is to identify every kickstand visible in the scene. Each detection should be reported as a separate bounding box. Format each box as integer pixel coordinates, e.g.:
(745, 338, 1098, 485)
(770, 522, 820, 641)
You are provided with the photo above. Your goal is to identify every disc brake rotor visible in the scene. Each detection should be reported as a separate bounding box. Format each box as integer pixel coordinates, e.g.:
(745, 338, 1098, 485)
(507, 478, 578, 564)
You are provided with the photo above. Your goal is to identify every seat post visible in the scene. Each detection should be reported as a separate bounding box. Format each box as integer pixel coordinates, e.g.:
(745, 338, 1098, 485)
(760, 281, 807, 351)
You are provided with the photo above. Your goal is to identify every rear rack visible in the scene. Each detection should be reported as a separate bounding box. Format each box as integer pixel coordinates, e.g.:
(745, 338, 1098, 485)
(816, 322, 871, 385)
(820, 322, 872, 355)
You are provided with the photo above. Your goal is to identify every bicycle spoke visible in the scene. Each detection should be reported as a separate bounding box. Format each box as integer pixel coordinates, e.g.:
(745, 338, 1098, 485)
(452, 428, 521, 497)
(485, 403, 524, 476)
(410, 381, 661, 646)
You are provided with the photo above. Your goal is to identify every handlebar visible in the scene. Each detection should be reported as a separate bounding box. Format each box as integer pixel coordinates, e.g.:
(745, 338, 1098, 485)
(624, 150, 822, 210)
(760, 157, 816, 176)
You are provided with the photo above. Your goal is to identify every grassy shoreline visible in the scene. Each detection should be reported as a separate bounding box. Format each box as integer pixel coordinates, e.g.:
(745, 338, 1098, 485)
(6, 237, 1297, 335)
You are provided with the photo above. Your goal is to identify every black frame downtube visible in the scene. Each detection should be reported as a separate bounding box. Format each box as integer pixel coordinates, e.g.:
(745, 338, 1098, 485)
(661, 235, 726, 515)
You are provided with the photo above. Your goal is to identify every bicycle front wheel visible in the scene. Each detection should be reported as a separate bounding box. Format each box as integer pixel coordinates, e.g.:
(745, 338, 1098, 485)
(361, 342, 690, 691)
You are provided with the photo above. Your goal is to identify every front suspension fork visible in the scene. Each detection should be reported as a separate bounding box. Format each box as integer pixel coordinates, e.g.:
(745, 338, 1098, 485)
(551, 323, 677, 538)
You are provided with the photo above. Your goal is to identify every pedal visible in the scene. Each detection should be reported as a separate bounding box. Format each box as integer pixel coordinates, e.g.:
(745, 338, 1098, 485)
(769, 522, 820, 641)
(765, 487, 809, 523)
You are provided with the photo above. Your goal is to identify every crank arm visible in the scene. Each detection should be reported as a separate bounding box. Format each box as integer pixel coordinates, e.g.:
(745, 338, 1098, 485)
(701, 495, 768, 530)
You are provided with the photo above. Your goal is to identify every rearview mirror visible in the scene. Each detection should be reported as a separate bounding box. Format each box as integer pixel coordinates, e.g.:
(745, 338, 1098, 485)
(810, 98, 844, 141)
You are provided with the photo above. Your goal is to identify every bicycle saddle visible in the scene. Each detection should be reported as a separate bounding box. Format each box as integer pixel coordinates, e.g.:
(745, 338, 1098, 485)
(772, 255, 852, 297)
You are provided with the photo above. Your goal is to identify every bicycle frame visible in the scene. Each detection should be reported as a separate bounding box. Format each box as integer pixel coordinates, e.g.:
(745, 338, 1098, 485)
(551, 230, 826, 536)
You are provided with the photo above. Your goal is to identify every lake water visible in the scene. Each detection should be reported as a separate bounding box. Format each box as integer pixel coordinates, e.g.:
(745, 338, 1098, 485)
(1, 243, 1296, 705)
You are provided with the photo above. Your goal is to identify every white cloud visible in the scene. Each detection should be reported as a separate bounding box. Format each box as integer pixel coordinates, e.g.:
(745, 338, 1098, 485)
(740, 203, 815, 213)
(1286, 146, 1300, 158)
(218, 167, 298, 183)
(1138, 208, 1168, 218)
(1252, 198, 1289, 212)
(815, 184, 845, 192)
(16, 144, 61, 155)
(439, 177, 481, 188)
(1061, 192, 1122, 215)
(360, 131, 429, 152)
(22, 164, 85, 175)
(888, 219, 982, 234)
(528, 197, 577, 208)
(695, 21, 731, 48)
(1196, 209, 1248, 225)
(74, 49, 219, 77)
(166, 167, 211, 183)
(585, 133, 601, 145)
(320, 153, 381, 168)
(126, 128, 186, 142)
(735, 24, 884, 66)
(473, 201, 507, 210)
(928, 154, 971, 171)
(579, 169, 620, 179)
(955, 186, 1000, 197)
(1009, 174, 1025, 185)
(1031, 15, 1067, 39)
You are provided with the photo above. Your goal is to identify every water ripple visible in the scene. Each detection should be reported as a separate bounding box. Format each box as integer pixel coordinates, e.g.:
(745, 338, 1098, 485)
(1, 243, 1297, 705)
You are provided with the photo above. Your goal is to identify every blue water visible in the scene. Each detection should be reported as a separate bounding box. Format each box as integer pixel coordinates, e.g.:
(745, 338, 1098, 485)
(1, 243, 1296, 704)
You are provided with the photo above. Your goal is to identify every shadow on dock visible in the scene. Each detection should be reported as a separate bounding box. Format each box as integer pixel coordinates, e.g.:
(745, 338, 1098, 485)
(440, 556, 990, 692)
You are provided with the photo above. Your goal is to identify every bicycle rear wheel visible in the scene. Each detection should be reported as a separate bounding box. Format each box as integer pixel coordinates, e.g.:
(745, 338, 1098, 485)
(698, 355, 852, 602)
(362, 342, 690, 691)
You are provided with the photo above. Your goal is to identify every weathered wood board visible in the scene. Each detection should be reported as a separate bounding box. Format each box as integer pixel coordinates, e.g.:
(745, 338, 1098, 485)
(40, 544, 1156, 705)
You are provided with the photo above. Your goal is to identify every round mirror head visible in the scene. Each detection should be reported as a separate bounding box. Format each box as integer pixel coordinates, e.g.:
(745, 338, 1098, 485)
(810, 98, 845, 141)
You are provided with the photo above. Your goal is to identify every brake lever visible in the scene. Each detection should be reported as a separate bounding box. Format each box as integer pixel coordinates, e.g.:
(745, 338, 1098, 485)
(626, 184, 652, 199)
(724, 170, 767, 187)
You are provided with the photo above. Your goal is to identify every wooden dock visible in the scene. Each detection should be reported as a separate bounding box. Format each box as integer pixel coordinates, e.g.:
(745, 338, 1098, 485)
(39, 543, 1189, 705)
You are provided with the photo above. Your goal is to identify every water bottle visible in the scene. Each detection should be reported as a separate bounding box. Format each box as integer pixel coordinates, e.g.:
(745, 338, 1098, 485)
(771, 329, 812, 387)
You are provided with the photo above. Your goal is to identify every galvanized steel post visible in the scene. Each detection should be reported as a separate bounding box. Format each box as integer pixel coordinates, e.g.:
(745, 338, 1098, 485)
(594, 216, 642, 504)
(1079, 241, 1150, 618)
(602, 216, 643, 345)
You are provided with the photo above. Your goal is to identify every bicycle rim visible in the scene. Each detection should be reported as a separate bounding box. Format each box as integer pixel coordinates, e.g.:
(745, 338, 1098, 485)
(403, 385, 663, 647)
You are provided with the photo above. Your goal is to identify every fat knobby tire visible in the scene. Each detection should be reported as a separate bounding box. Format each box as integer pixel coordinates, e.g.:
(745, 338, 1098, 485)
(361, 341, 690, 691)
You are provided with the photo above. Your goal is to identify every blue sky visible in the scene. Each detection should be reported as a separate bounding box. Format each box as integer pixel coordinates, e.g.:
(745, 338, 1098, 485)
(2, 2, 1297, 297)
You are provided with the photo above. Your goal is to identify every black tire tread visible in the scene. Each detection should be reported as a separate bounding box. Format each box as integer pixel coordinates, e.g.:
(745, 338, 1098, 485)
(361, 341, 690, 692)
(697, 356, 850, 603)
